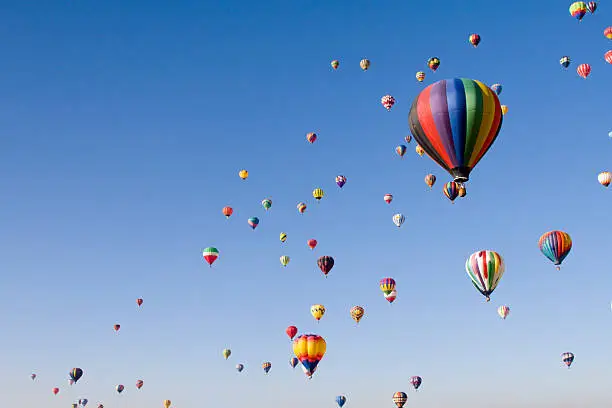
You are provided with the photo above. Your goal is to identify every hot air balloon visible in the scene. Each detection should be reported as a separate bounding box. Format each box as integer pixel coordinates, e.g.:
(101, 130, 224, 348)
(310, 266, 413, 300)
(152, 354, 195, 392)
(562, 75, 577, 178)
(239, 169, 248, 180)
(392, 213, 405, 227)
(262, 362, 272, 374)
(425, 174, 436, 188)
(415, 144, 425, 156)
(297, 202, 307, 213)
(408, 78, 503, 183)
(336, 175, 347, 188)
(410, 376, 422, 390)
(113, 324, 120, 332)
(605, 27, 612, 39)
(393, 392, 408, 408)
(280, 255, 290, 267)
(317, 256, 334, 276)
(69, 379, 74, 385)
(70, 368, 83, 383)
(31, 373, 36, 380)
(498, 305, 510, 319)
(80, 399, 88, 406)
(500, 105, 508, 115)
(427, 57, 440, 71)
(262, 198, 272, 211)
(384, 194, 393, 204)
(98, 405, 103, 408)
(307, 239, 318, 249)
(293, 334, 327, 378)
(336, 395, 347, 408)
(222, 206, 233, 218)
(385, 289, 397, 303)
(202, 247, 219, 267)
(443, 181, 459, 203)
(360, 59, 370, 70)
(290, 357, 299, 368)
(310, 304, 326, 321)
(136, 298, 143, 307)
(587, 1, 597, 13)
(469, 33, 481, 47)
(404, 135, 412, 144)
(416, 71, 426, 82)
(538, 231, 572, 269)
(248, 217, 259, 229)
(396, 145, 407, 157)
(116, 385, 124, 394)
(458, 184, 466, 197)
(598, 171, 612, 187)
(569, 1, 587, 20)
(490, 83, 502, 95)
(280, 232, 287, 242)
(236, 364, 244, 372)
(577, 63, 591, 78)
(380, 278, 396, 295)
(313, 188, 324, 201)
(136, 380, 143, 389)
(52, 387, 59, 395)
(223, 349, 231, 359)
(382, 95, 396, 111)
(562, 352, 574, 368)
(560, 56, 571, 68)
(164, 400, 172, 408)
(605, 50, 612, 64)
(465, 250, 505, 301)
(306, 132, 317, 143)
(286, 325, 298, 340)
(350, 305, 365, 324)
(331, 60, 339, 70)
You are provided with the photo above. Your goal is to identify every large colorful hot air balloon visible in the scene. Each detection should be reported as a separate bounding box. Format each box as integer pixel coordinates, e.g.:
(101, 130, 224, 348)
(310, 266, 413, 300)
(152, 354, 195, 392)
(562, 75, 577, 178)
(336, 395, 347, 408)
(222, 206, 233, 218)
(350, 305, 365, 324)
(416, 71, 426, 82)
(307, 239, 318, 250)
(393, 392, 408, 408)
(598, 171, 611, 187)
(538, 231, 572, 269)
(396, 145, 407, 157)
(238, 169, 248, 180)
(280, 255, 290, 267)
(331, 60, 339, 70)
(498, 305, 510, 319)
(443, 181, 459, 203)
(408, 78, 503, 183)
(562, 352, 574, 368)
(425, 174, 436, 188)
(311, 304, 326, 321)
(223, 349, 231, 359)
(248, 217, 259, 230)
(313, 188, 324, 201)
(560, 56, 571, 68)
(293, 334, 327, 378)
(392, 213, 405, 227)
(286, 325, 298, 340)
(360, 59, 370, 70)
(410, 376, 422, 390)
(317, 256, 334, 276)
(381, 95, 396, 111)
(469, 33, 481, 47)
(203, 247, 219, 267)
(306, 132, 317, 143)
(577, 63, 591, 78)
(336, 175, 347, 188)
(380, 278, 396, 295)
(69, 368, 83, 383)
(605, 27, 612, 39)
(262, 362, 272, 374)
(427, 57, 440, 71)
(465, 250, 505, 301)
(569, 2, 587, 20)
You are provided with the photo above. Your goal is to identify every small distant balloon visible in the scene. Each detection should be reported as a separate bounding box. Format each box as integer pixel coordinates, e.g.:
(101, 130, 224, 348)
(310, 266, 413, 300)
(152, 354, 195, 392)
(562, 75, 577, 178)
(331, 60, 339, 70)
(238, 169, 248, 180)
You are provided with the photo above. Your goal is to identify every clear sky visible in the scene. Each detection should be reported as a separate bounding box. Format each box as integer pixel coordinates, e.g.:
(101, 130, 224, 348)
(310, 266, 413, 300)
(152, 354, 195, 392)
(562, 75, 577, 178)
(1, 1, 612, 407)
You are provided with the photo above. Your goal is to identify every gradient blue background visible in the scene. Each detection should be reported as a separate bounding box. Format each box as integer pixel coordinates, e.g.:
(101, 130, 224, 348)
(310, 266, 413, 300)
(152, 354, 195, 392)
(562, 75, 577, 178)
(1, 1, 611, 407)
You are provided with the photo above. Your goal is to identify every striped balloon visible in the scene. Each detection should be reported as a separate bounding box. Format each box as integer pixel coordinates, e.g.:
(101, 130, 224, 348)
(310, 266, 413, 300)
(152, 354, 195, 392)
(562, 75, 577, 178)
(465, 250, 505, 301)
(538, 230, 572, 269)
(443, 181, 459, 203)
(408, 78, 503, 182)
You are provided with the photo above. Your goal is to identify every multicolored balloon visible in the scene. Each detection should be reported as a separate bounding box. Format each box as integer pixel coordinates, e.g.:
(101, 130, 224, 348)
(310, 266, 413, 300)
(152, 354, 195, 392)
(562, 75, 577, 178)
(396, 145, 407, 157)
(280, 232, 287, 242)
(223, 348, 231, 359)
(69, 368, 83, 383)
(331, 60, 339, 70)
(382, 94, 396, 111)
(562, 352, 574, 368)
(410, 376, 422, 390)
(443, 181, 459, 203)
(297, 202, 307, 213)
(116, 384, 124, 394)
(262, 362, 272, 374)
(427, 57, 440, 71)
(384, 194, 393, 204)
(458, 184, 466, 197)
(261, 198, 272, 210)
(605, 27, 612, 39)
(490, 83, 502, 95)
(538, 230, 572, 269)
(136, 380, 144, 389)
(404, 135, 412, 144)
(292, 334, 327, 378)
(290, 357, 299, 368)
(498, 305, 510, 319)
(392, 213, 405, 227)
(350, 305, 365, 324)
(385, 289, 397, 303)
(425, 174, 436, 188)
(113, 324, 120, 332)
(408, 78, 503, 183)
(360, 59, 370, 70)
(416, 71, 426, 82)
(236, 364, 244, 372)
(306, 132, 317, 143)
(311, 304, 326, 321)
(587, 1, 597, 13)
(336, 175, 347, 188)
(248, 217, 259, 230)
(280, 255, 290, 267)
(598, 171, 611, 187)
(569, 1, 587, 20)
(380, 278, 396, 295)
(560, 56, 571, 68)
(393, 392, 408, 408)
(313, 188, 324, 201)
(203, 247, 219, 267)
(468, 33, 481, 47)
(415, 144, 425, 156)
(465, 250, 505, 301)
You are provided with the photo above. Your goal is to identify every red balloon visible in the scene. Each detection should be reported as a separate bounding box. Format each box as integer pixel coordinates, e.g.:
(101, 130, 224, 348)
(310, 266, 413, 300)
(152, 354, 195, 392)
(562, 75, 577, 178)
(52, 387, 59, 395)
(222, 206, 233, 218)
(605, 50, 612, 65)
(136, 298, 143, 307)
(307, 239, 318, 250)
(286, 325, 298, 340)
(577, 63, 591, 78)
(113, 324, 120, 332)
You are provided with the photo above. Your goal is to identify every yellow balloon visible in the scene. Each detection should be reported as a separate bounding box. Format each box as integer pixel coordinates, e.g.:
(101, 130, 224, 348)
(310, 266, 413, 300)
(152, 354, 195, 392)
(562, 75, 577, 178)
(350, 306, 365, 324)
(222, 348, 231, 359)
(312, 188, 324, 200)
(280, 232, 287, 242)
(163, 400, 172, 408)
(239, 169, 249, 180)
(415, 145, 425, 156)
(501, 105, 508, 115)
(310, 304, 326, 321)
(280, 255, 290, 266)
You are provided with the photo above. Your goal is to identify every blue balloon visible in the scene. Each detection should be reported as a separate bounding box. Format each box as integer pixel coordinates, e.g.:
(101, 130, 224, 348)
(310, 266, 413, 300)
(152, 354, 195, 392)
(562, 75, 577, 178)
(336, 395, 347, 408)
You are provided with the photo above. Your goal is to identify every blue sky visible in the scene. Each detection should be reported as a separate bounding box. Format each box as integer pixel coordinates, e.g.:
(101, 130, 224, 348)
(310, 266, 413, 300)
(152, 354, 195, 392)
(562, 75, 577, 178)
(1, 0, 612, 407)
